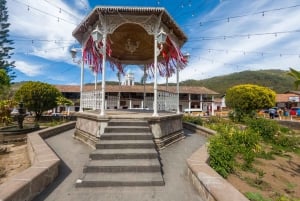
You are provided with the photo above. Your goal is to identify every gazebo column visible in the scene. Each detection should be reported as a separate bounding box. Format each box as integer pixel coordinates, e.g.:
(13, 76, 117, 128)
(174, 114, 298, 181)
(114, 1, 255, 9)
(100, 33, 107, 116)
(153, 35, 158, 117)
(80, 50, 84, 112)
(176, 65, 180, 114)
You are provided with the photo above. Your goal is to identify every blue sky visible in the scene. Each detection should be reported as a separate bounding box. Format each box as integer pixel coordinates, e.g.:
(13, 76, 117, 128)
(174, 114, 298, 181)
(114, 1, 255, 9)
(7, 0, 300, 85)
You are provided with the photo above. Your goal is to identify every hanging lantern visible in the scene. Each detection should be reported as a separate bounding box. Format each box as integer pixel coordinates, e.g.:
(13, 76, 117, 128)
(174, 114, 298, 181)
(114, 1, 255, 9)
(91, 25, 103, 44)
(70, 48, 77, 59)
(157, 28, 167, 45)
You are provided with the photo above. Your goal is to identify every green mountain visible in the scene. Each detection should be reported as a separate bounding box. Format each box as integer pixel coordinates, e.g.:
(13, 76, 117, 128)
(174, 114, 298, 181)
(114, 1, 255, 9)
(178, 69, 295, 95)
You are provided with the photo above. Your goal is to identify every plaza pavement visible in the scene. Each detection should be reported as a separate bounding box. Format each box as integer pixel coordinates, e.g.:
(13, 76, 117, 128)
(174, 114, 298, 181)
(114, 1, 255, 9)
(33, 128, 206, 201)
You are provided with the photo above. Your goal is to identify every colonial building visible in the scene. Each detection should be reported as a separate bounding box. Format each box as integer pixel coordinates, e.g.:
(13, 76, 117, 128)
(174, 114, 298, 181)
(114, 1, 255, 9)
(55, 84, 219, 115)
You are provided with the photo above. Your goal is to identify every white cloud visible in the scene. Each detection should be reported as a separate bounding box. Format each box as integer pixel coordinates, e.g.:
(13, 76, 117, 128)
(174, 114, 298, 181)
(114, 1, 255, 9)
(7, 0, 86, 61)
(179, 0, 300, 81)
(15, 61, 44, 77)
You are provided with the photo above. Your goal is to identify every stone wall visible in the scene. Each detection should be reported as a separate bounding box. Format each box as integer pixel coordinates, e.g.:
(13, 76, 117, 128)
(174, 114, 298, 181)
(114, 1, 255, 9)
(147, 114, 184, 149)
(0, 121, 76, 201)
(277, 119, 300, 130)
(74, 112, 109, 148)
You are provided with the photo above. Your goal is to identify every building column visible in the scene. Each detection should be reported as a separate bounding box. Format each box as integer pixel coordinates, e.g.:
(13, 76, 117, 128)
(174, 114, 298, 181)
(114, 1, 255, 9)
(200, 94, 203, 111)
(188, 93, 191, 114)
(211, 96, 215, 116)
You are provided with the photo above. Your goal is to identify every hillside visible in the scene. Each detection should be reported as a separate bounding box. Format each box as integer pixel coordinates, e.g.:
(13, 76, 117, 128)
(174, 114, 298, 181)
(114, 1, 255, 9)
(177, 69, 295, 95)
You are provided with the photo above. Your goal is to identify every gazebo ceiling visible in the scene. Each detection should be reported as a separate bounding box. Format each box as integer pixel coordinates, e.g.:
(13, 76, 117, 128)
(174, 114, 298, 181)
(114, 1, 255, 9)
(109, 23, 154, 64)
(72, 6, 187, 65)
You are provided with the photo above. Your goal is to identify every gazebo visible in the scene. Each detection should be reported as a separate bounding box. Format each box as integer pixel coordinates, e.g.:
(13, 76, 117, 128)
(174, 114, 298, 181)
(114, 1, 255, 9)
(71, 6, 188, 117)
(71, 6, 191, 187)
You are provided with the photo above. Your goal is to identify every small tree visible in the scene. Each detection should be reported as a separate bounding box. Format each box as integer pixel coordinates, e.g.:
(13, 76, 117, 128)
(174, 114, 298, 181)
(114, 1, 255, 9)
(226, 84, 275, 121)
(287, 67, 300, 89)
(0, 69, 10, 98)
(56, 96, 73, 115)
(14, 81, 62, 121)
(0, 0, 15, 80)
(0, 99, 16, 126)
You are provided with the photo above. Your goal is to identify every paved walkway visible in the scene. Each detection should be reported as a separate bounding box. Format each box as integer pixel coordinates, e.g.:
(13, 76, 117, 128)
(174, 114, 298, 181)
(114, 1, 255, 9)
(33, 129, 206, 201)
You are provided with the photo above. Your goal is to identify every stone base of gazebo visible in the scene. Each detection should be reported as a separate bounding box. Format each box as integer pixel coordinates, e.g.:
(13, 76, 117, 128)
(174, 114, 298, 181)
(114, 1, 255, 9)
(73, 109, 184, 150)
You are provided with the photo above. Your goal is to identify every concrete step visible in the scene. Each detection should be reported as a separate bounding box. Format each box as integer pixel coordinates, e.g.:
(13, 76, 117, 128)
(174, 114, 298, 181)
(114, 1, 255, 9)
(108, 120, 148, 127)
(90, 149, 158, 160)
(104, 126, 150, 133)
(83, 159, 161, 173)
(96, 140, 155, 149)
(100, 132, 153, 140)
(76, 172, 164, 187)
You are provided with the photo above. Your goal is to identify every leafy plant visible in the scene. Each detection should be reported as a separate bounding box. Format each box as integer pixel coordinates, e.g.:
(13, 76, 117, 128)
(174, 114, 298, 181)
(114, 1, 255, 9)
(0, 99, 16, 126)
(182, 115, 203, 126)
(245, 192, 272, 201)
(245, 118, 279, 141)
(208, 123, 260, 177)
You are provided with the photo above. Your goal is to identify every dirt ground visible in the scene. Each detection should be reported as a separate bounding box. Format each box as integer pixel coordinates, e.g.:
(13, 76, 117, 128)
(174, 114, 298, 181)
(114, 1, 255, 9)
(227, 151, 300, 200)
(0, 143, 31, 185)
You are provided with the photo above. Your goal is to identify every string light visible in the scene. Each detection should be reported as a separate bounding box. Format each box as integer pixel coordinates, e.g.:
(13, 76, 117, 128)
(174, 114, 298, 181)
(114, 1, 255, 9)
(183, 4, 300, 27)
(189, 29, 300, 41)
(184, 47, 300, 58)
(11, 0, 77, 25)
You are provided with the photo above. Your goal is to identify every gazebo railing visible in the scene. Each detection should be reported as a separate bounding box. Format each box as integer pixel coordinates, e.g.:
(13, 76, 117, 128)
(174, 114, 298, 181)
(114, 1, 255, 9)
(81, 90, 178, 112)
(81, 90, 102, 109)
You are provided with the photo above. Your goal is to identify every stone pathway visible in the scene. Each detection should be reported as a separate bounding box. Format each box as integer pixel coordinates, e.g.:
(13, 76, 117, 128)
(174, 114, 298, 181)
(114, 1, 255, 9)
(33, 129, 206, 201)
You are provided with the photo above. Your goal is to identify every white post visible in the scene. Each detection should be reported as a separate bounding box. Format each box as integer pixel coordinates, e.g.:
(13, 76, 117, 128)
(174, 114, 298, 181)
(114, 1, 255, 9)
(176, 64, 180, 114)
(79, 50, 84, 112)
(94, 71, 97, 90)
(211, 96, 215, 116)
(153, 35, 158, 116)
(188, 93, 191, 114)
(100, 34, 107, 116)
(200, 94, 203, 111)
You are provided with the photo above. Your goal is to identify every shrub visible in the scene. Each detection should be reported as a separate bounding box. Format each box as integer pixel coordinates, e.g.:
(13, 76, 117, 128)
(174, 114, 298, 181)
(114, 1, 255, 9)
(208, 133, 236, 178)
(245, 118, 279, 141)
(245, 192, 272, 201)
(182, 115, 203, 126)
(208, 123, 260, 177)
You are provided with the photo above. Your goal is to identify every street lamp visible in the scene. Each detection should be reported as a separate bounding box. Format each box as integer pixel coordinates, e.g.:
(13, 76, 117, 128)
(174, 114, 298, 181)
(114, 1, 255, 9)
(70, 47, 84, 112)
(153, 27, 167, 117)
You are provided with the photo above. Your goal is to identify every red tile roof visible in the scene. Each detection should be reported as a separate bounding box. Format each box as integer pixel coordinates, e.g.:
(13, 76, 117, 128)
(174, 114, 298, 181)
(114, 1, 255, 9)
(276, 93, 300, 102)
(54, 84, 219, 95)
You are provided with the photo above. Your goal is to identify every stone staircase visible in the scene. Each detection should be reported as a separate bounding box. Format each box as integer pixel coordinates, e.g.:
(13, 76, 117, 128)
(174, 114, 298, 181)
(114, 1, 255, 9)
(76, 119, 164, 187)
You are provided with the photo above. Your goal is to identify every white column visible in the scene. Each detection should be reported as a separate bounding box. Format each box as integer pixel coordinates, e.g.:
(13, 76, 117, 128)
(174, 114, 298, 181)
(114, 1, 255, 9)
(153, 35, 158, 116)
(94, 72, 97, 90)
(211, 96, 215, 116)
(176, 64, 180, 114)
(129, 99, 132, 109)
(100, 34, 107, 116)
(200, 94, 203, 111)
(79, 50, 84, 112)
(188, 93, 191, 114)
